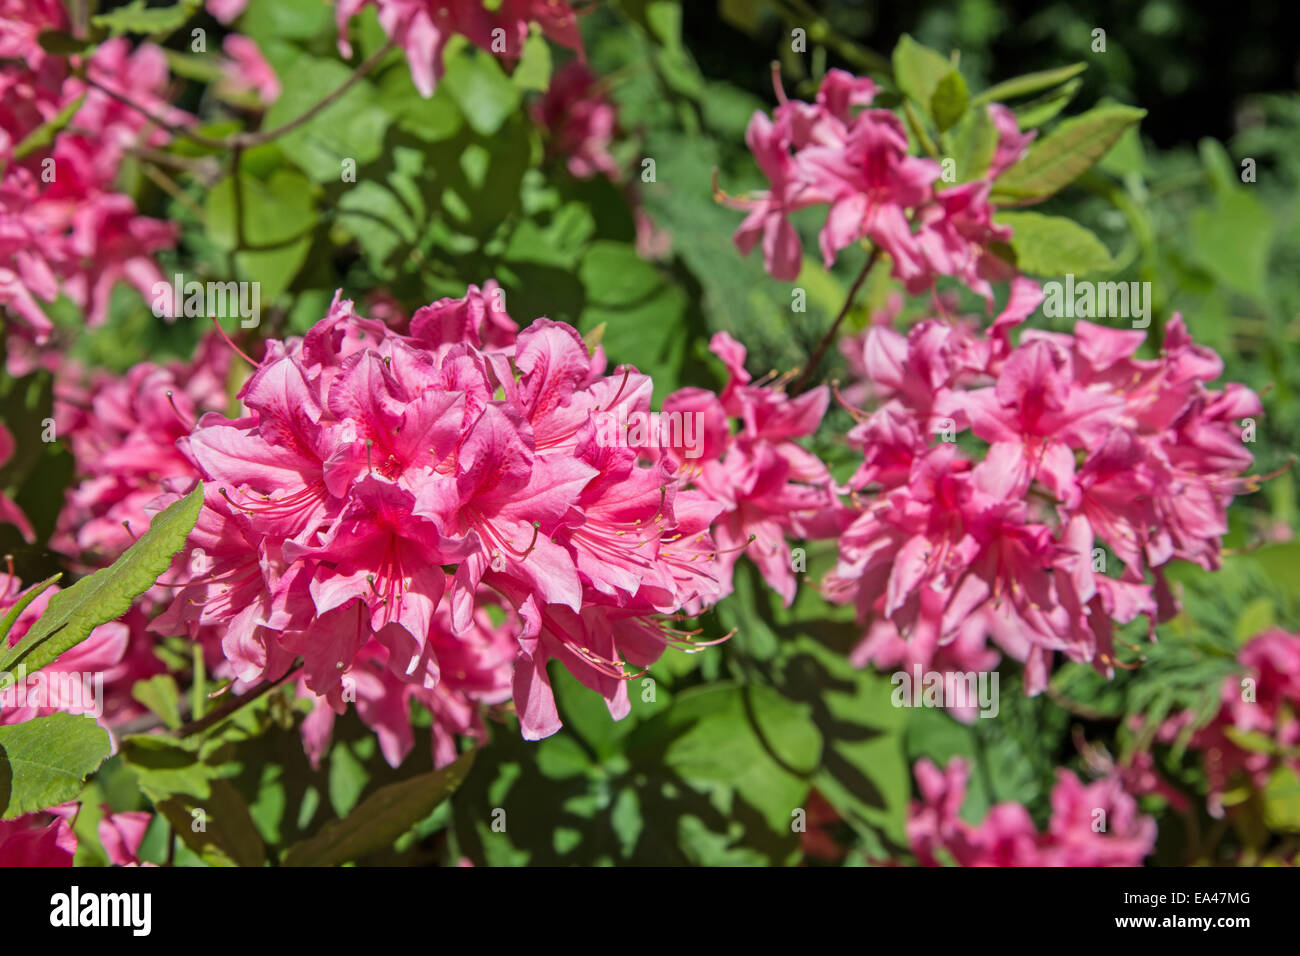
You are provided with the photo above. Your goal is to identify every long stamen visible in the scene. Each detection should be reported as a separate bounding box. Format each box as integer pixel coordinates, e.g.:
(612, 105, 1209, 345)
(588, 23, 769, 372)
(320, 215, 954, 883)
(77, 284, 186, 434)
(164, 389, 195, 429)
(210, 316, 258, 367)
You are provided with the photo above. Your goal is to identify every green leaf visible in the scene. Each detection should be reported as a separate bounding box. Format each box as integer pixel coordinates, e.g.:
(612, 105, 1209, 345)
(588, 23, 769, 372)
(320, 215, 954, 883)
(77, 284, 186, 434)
(971, 62, 1087, 107)
(282, 750, 476, 865)
(132, 675, 183, 731)
(892, 35, 953, 118)
(261, 52, 391, 182)
(996, 211, 1115, 276)
(206, 170, 319, 302)
(12, 93, 86, 161)
(155, 780, 267, 867)
(930, 71, 969, 133)
(992, 105, 1146, 202)
(91, 0, 200, 36)
(0, 484, 202, 676)
(441, 43, 523, 137)
(0, 574, 60, 650)
(944, 104, 998, 183)
(1012, 78, 1083, 129)
(36, 30, 96, 56)
(513, 28, 552, 92)
(1264, 766, 1300, 832)
(0, 714, 112, 819)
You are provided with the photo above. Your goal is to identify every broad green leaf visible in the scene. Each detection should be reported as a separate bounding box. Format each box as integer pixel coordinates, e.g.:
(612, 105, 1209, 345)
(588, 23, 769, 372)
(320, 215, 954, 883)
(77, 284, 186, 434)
(261, 52, 391, 182)
(1013, 77, 1083, 129)
(992, 105, 1146, 202)
(944, 105, 998, 183)
(0, 485, 202, 675)
(513, 29, 552, 92)
(997, 211, 1115, 275)
(442, 43, 523, 136)
(37, 30, 97, 56)
(1190, 189, 1273, 298)
(971, 62, 1087, 107)
(206, 169, 319, 302)
(156, 780, 267, 867)
(132, 675, 183, 730)
(240, 0, 335, 40)
(12, 94, 85, 160)
(121, 735, 218, 801)
(0, 574, 60, 651)
(92, 0, 200, 36)
(1264, 767, 1300, 832)
(931, 71, 969, 133)
(892, 35, 953, 118)
(0, 714, 111, 819)
(282, 750, 476, 865)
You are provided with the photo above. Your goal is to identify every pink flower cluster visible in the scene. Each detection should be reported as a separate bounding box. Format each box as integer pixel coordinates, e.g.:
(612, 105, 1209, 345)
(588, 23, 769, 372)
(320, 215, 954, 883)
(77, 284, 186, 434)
(909, 757, 1156, 866)
(336, 0, 586, 98)
(665, 332, 841, 607)
(724, 68, 1030, 304)
(52, 335, 232, 571)
(532, 62, 619, 181)
(0, 802, 149, 866)
(0, 422, 34, 542)
(0, 2, 188, 370)
(154, 286, 732, 761)
(826, 284, 1262, 698)
(1147, 628, 1300, 816)
(0, 569, 156, 729)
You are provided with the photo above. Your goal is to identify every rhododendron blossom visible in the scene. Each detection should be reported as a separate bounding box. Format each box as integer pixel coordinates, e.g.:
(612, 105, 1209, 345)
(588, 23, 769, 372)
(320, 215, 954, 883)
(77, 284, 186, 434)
(827, 284, 1263, 698)
(0, 5, 186, 368)
(1142, 628, 1300, 816)
(337, 0, 587, 98)
(156, 287, 730, 754)
(908, 757, 1156, 866)
(723, 68, 1031, 304)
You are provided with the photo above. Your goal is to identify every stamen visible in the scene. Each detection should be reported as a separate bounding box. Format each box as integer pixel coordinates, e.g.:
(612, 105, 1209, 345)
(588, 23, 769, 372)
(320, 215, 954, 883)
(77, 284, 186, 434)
(210, 316, 258, 367)
(164, 389, 195, 429)
(832, 380, 870, 422)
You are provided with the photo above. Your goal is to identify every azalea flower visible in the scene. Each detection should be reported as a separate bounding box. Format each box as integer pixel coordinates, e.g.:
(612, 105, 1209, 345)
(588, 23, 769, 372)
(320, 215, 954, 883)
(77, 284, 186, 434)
(828, 289, 1262, 697)
(157, 288, 730, 749)
(908, 757, 1156, 866)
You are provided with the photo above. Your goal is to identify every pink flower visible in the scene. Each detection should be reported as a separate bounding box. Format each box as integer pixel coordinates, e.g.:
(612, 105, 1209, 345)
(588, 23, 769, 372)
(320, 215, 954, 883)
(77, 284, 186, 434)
(0, 422, 34, 542)
(221, 35, 281, 105)
(157, 287, 728, 747)
(0, 804, 77, 867)
(532, 62, 619, 180)
(828, 290, 1260, 698)
(53, 334, 232, 569)
(98, 811, 152, 866)
(338, 0, 586, 98)
(1151, 629, 1300, 815)
(206, 0, 249, 24)
(908, 757, 1155, 866)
